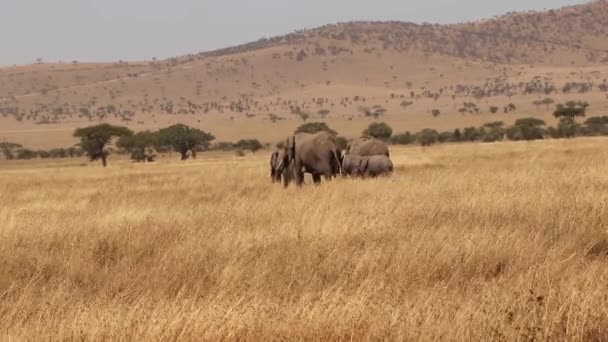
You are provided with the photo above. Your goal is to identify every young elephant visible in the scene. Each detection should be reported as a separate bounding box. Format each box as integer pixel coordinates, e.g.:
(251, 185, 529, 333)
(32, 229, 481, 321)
(270, 151, 281, 183)
(342, 154, 363, 177)
(358, 155, 394, 178)
(269, 150, 292, 186)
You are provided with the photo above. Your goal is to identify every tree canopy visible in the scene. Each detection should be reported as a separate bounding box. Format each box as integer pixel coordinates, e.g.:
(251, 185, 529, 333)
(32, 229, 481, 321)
(553, 101, 589, 120)
(235, 139, 263, 154)
(363, 122, 393, 140)
(116, 130, 158, 162)
(156, 124, 215, 160)
(0, 141, 23, 160)
(73, 124, 133, 166)
(295, 122, 338, 136)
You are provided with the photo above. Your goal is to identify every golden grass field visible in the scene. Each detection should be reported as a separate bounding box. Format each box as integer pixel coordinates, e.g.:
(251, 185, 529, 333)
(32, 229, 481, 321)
(2, 138, 608, 340)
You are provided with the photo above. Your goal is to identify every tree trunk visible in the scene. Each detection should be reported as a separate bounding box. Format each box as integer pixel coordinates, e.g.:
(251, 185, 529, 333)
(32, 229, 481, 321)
(101, 154, 107, 167)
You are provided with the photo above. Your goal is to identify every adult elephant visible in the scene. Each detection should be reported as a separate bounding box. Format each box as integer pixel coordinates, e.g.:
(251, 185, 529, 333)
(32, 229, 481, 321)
(284, 132, 342, 186)
(269, 150, 292, 186)
(358, 155, 394, 178)
(346, 137, 390, 157)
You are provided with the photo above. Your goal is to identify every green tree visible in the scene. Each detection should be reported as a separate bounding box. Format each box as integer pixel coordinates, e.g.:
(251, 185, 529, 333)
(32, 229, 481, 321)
(584, 116, 608, 136)
(453, 129, 462, 142)
(117, 130, 158, 162)
(16, 149, 37, 160)
(438, 131, 454, 143)
(553, 101, 589, 138)
(463, 127, 482, 142)
(482, 122, 505, 142)
(553, 101, 588, 121)
(417, 129, 439, 147)
(363, 122, 393, 140)
(391, 132, 414, 145)
(507, 118, 546, 141)
(235, 139, 263, 154)
(73, 124, 133, 167)
(0, 141, 22, 160)
(295, 122, 338, 136)
(157, 124, 215, 160)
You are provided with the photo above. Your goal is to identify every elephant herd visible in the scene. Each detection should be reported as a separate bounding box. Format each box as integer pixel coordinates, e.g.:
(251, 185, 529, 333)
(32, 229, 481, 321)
(270, 132, 394, 187)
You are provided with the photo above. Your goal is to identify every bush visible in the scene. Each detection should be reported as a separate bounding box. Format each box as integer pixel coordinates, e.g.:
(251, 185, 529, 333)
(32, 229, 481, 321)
(417, 129, 439, 147)
(363, 122, 393, 140)
(235, 139, 263, 154)
(16, 149, 38, 160)
(507, 118, 546, 141)
(391, 132, 414, 145)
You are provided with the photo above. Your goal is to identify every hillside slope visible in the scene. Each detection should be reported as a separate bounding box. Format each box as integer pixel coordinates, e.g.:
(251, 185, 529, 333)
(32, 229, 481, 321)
(1, 1, 608, 148)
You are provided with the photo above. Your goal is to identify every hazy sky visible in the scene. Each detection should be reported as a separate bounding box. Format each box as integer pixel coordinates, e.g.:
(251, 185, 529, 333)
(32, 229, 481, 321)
(0, 0, 588, 66)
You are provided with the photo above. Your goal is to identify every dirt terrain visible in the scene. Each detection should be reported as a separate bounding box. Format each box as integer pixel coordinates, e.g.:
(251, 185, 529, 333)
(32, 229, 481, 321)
(2, 1, 608, 149)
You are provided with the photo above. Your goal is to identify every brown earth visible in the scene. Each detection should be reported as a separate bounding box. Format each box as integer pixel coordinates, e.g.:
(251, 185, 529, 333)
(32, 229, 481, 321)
(2, 1, 608, 148)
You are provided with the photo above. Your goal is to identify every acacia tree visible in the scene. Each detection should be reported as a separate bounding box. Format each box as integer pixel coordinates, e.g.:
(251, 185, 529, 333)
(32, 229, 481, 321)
(0, 141, 23, 160)
(235, 139, 263, 154)
(553, 101, 589, 138)
(116, 130, 158, 162)
(295, 122, 338, 136)
(73, 124, 133, 167)
(157, 124, 215, 160)
(417, 129, 439, 147)
(506, 118, 546, 141)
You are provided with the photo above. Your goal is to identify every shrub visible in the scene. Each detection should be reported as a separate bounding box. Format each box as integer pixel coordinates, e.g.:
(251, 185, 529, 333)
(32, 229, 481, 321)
(391, 132, 414, 145)
(417, 129, 439, 147)
(363, 122, 393, 140)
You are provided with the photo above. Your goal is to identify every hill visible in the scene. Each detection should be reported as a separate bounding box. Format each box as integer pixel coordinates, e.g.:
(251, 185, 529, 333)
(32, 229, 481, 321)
(2, 1, 608, 148)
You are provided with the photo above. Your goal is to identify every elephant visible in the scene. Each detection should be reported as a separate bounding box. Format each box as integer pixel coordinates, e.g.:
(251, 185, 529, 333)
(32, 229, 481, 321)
(346, 137, 390, 157)
(358, 155, 393, 178)
(341, 154, 363, 177)
(284, 131, 342, 186)
(269, 150, 292, 186)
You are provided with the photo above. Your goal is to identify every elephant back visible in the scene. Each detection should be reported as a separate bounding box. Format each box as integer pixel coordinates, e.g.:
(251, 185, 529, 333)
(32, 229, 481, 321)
(347, 138, 390, 157)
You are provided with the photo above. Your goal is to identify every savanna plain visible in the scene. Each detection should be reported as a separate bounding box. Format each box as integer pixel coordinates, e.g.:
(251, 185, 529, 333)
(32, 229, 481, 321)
(2, 138, 608, 341)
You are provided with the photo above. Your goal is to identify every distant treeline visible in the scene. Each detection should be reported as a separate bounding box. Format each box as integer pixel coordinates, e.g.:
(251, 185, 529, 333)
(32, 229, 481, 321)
(1, 101, 606, 165)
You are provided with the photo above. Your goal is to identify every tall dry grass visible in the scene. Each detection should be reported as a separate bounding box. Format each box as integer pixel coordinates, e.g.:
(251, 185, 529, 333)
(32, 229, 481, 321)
(1, 138, 608, 340)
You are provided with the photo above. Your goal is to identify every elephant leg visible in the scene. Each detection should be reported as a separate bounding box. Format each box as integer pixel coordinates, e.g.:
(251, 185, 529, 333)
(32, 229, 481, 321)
(294, 168, 304, 187)
(323, 171, 333, 181)
(312, 173, 322, 185)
